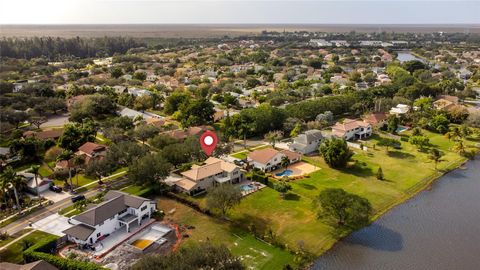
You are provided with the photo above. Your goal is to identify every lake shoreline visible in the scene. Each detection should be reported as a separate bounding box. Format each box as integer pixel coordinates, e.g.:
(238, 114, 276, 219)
(309, 155, 469, 267)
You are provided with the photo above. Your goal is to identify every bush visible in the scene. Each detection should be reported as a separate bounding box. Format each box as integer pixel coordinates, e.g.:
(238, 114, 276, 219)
(23, 236, 104, 270)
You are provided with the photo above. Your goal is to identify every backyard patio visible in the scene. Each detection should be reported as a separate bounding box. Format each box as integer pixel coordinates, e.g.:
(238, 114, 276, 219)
(272, 161, 319, 179)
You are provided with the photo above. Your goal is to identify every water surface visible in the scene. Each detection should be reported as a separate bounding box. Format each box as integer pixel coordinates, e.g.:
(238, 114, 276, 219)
(313, 158, 480, 270)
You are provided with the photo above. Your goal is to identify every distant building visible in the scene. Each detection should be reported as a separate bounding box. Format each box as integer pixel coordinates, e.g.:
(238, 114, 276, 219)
(389, 104, 411, 115)
(363, 113, 388, 128)
(289, 129, 324, 154)
(331, 119, 372, 140)
(247, 148, 301, 172)
(309, 39, 332, 47)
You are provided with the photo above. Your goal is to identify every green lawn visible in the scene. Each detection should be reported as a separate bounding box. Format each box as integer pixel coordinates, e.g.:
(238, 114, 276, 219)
(38, 164, 53, 177)
(120, 184, 151, 196)
(158, 197, 296, 270)
(0, 230, 56, 263)
(214, 129, 475, 256)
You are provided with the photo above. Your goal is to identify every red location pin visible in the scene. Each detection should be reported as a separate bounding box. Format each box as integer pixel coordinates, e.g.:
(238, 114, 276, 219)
(200, 130, 218, 156)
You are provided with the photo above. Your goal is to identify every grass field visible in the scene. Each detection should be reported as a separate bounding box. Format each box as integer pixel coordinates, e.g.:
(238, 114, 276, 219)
(223, 129, 477, 256)
(158, 197, 296, 270)
(0, 230, 56, 263)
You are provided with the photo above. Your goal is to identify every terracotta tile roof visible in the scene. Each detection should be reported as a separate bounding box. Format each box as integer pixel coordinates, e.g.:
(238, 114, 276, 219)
(280, 149, 301, 161)
(332, 119, 370, 132)
(175, 178, 198, 191)
(248, 148, 280, 164)
(363, 113, 387, 125)
(181, 157, 239, 181)
(77, 142, 106, 156)
(23, 129, 63, 140)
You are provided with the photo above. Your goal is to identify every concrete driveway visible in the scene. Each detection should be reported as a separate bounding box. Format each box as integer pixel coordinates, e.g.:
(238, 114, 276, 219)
(42, 190, 71, 203)
(40, 114, 70, 128)
(32, 213, 73, 237)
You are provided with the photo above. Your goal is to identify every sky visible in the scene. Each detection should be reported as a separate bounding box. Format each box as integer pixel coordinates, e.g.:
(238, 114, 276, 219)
(0, 0, 479, 24)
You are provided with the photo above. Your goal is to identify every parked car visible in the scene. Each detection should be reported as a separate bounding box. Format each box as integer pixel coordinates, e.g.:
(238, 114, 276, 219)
(71, 195, 86, 203)
(49, 185, 62, 193)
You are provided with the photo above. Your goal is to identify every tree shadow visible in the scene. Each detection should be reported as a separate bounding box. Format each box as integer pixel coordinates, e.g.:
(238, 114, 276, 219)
(230, 213, 272, 236)
(298, 183, 317, 190)
(284, 192, 300, 201)
(387, 150, 415, 159)
(343, 223, 403, 252)
(342, 161, 374, 177)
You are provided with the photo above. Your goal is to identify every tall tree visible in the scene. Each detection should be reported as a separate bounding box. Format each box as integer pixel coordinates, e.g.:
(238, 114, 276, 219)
(314, 188, 372, 229)
(319, 138, 353, 168)
(30, 165, 41, 204)
(428, 148, 444, 170)
(206, 184, 242, 218)
(1, 167, 24, 212)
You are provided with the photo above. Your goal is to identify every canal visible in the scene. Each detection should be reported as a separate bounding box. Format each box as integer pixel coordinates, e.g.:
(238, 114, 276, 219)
(313, 158, 480, 270)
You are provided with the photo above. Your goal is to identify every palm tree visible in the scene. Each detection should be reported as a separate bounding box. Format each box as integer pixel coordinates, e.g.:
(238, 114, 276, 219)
(429, 148, 444, 170)
(238, 121, 254, 149)
(0, 176, 11, 208)
(281, 155, 290, 170)
(264, 130, 283, 148)
(72, 155, 85, 188)
(30, 165, 41, 205)
(1, 167, 24, 212)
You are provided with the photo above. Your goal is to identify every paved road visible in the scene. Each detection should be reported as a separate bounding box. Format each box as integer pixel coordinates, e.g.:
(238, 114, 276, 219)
(2, 175, 130, 235)
(1, 188, 99, 235)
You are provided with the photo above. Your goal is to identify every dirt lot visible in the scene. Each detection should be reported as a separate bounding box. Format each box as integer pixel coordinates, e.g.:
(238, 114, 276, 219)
(99, 226, 177, 269)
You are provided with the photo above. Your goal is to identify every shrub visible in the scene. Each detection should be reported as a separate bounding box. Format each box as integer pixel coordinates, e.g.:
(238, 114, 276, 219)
(23, 236, 104, 270)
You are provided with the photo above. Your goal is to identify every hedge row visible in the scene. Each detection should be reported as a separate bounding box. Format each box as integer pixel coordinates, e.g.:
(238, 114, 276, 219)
(23, 236, 104, 270)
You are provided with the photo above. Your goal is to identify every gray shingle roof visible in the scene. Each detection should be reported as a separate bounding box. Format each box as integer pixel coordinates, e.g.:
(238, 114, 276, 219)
(72, 190, 150, 226)
(62, 223, 96, 241)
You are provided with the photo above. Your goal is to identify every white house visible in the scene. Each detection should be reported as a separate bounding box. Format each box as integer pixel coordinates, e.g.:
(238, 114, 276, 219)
(331, 119, 372, 140)
(390, 104, 411, 115)
(247, 148, 301, 172)
(173, 157, 244, 195)
(63, 191, 156, 246)
(289, 129, 324, 154)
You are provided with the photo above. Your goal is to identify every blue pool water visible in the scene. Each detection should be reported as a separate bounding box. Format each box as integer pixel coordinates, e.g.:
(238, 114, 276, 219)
(275, 169, 293, 177)
(396, 126, 408, 133)
(240, 184, 254, 192)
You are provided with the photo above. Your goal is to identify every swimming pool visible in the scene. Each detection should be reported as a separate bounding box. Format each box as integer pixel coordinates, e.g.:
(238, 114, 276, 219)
(396, 125, 409, 133)
(275, 169, 293, 177)
(240, 184, 255, 192)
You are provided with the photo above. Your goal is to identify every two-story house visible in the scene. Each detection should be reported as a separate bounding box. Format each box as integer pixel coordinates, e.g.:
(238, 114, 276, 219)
(63, 191, 156, 246)
(331, 119, 372, 140)
(289, 129, 324, 154)
(173, 157, 244, 195)
(247, 148, 301, 172)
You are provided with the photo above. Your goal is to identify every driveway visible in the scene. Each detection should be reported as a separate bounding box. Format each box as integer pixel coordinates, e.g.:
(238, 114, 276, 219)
(40, 114, 70, 128)
(32, 213, 73, 237)
(42, 190, 71, 203)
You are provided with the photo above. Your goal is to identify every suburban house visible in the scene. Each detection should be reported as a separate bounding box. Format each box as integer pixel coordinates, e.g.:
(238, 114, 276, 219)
(23, 129, 64, 141)
(434, 95, 459, 110)
(389, 104, 411, 115)
(173, 157, 244, 195)
(18, 172, 53, 195)
(162, 125, 213, 141)
(247, 148, 301, 172)
(63, 190, 156, 246)
(76, 142, 107, 165)
(289, 129, 324, 154)
(331, 119, 372, 140)
(363, 113, 388, 128)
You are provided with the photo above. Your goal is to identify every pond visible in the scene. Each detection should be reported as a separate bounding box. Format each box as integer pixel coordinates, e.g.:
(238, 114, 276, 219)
(396, 51, 426, 63)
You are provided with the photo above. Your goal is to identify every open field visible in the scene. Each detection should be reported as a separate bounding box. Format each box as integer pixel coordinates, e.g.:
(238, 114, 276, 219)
(2, 24, 480, 38)
(158, 197, 296, 270)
